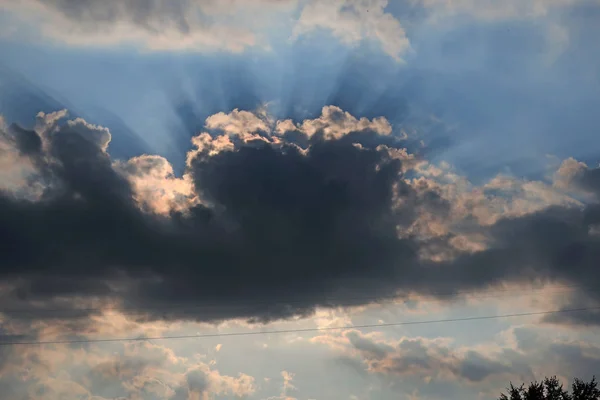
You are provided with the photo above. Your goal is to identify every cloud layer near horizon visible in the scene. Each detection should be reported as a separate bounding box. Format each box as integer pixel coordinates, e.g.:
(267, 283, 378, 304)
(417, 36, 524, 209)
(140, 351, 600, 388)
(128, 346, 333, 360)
(1, 106, 599, 326)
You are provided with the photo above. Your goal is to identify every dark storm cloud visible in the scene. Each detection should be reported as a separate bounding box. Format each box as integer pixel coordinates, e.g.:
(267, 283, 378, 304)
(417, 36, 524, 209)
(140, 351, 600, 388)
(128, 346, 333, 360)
(0, 113, 423, 322)
(0, 110, 599, 325)
(419, 203, 600, 299)
(5, 125, 42, 156)
(131, 136, 424, 322)
(414, 200, 600, 325)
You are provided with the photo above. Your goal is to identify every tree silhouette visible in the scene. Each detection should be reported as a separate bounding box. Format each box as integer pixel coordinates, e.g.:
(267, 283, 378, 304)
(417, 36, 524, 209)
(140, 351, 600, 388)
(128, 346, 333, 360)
(499, 376, 599, 400)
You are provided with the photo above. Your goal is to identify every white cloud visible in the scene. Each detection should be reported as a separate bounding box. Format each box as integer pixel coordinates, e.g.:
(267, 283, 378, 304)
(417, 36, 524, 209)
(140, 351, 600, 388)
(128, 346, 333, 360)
(3, 0, 298, 52)
(391, 158, 584, 263)
(64, 117, 112, 152)
(554, 157, 590, 189)
(35, 109, 69, 138)
(186, 105, 395, 167)
(206, 108, 272, 138)
(0, 128, 40, 196)
(292, 0, 411, 61)
(0, 325, 255, 400)
(3, 0, 411, 59)
(409, 160, 581, 229)
(115, 155, 197, 215)
(276, 105, 392, 139)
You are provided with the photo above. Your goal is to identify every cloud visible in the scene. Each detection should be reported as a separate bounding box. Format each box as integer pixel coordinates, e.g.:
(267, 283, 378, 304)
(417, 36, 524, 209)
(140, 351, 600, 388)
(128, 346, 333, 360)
(3, 0, 410, 59)
(276, 105, 392, 140)
(501, 326, 600, 382)
(0, 333, 255, 400)
(292, 0, 411, 61)
(542, 291, 600, 327)
(314, 324, 600, 398)
(340, 330, 528, 384)
(0, 106, 420, 323)
(3, 0, 297, 52)
(554, 157, 600, 199)
(115, 155, 196, 215)
(206, 108, 272, 138)
(0, 106, 599, 327)
(0, 123, 42, 197)
(172, 365, 255, 400)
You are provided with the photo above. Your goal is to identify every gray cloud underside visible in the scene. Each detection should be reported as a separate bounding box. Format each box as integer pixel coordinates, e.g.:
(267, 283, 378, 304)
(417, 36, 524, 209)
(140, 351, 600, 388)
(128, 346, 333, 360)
(344, 330, 528, 384)
(1, 111, 599, 325)
(337, 326, 600, 393)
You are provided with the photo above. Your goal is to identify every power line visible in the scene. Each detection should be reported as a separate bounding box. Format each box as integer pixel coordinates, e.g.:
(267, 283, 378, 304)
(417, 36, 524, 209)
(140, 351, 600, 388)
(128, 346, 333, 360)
(0, 284, 582, 318)
(1, 306, 599, 347)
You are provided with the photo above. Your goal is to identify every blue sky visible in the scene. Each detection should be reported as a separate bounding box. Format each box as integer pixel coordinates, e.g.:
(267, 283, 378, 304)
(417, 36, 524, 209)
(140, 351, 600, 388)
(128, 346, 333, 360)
(3, 0, 599, 178)
(1, 1, 600, 400)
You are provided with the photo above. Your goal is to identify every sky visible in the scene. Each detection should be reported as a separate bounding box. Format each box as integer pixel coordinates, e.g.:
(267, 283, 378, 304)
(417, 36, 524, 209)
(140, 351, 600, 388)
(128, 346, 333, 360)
(0, 0, 600, 399)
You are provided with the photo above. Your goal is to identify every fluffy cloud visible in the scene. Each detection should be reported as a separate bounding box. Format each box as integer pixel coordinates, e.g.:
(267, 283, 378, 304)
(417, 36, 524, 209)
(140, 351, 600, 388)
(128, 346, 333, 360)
(0, 106, 420, 324)
(309, 323, 600, 399)
(115, 155, 196, 215)
(3, 0, 298, 52)
(292, 0, 411, 61)
(341, 330, 526, 384)
(554, 157, 600, 199)
(206, 108, 272, 138)
(276, 105, 392, 140)
(0, 124, 41, 197)
(0, 106, 599, 328)
(0, 334, 255, 400)
(3, 0, 411, 59)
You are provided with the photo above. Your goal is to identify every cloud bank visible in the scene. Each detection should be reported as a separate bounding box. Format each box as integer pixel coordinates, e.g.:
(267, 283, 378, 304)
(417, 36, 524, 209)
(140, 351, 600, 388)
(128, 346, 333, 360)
(3, 0, 295, 52)
(2, 0, 411, 60)
(0, 106, 599, 326)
